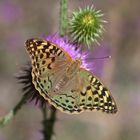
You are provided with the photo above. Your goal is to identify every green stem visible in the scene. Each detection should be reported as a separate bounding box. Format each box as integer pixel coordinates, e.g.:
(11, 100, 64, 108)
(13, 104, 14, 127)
(0, 95, 27, 128)
(59, 0, 68, 36)
(41, 106, 57, 140)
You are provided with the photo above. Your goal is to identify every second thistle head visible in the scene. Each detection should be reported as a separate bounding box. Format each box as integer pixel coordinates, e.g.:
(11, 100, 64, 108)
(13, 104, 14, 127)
(69, 5, 106, 48)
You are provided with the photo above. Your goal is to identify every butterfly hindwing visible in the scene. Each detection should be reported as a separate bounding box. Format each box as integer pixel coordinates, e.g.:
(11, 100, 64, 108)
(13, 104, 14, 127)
(77, 68, 117, 113)
(31, 69, 82, 114)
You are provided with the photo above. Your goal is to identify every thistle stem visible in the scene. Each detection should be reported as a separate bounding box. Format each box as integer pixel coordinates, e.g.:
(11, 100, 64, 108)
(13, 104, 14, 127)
(0, 95, 27, 128)
(41, 106, 57, 140)
(59, 0, 68, 36)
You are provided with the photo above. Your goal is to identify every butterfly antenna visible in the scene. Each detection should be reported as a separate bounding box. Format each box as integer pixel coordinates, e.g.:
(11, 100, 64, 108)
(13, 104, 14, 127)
(52, 32, 59, 39)
(85, 55, 111, 61)
(78, 46, 83, 60)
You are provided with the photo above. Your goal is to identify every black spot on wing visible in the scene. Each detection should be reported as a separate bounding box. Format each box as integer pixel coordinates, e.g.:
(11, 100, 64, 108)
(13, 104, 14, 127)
(40, 54, 43, 59)
(47, 64, 52, 69)
(36, 40, 43, 45)
(88, 96, 92, 101)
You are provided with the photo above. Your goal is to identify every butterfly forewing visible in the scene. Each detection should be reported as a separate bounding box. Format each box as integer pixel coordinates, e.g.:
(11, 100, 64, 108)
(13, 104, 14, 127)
(25, 38, 72, 74)
(25, 38, 72, 98)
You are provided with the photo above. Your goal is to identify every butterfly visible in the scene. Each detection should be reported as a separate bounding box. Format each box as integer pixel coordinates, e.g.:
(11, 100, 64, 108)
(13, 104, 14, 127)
(25, 38, 117, 114)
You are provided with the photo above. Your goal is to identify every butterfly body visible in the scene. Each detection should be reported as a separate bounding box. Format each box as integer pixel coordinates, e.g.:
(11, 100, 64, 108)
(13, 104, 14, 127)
(25, 38, 117, 114)
(51, 59, 81, 93)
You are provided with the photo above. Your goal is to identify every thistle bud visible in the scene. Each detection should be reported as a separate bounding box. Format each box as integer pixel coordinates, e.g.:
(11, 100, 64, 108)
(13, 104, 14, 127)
(69, 6, 106, 48)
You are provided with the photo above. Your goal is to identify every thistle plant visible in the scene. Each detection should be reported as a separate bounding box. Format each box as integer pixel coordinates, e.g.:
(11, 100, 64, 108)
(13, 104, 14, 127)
(69, 5, 105, 47)
(0, 1, 112, 140)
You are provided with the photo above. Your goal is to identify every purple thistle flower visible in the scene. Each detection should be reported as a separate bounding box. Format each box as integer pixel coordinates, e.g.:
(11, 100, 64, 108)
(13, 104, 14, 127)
(46, 35, 110, 77)
(46, 35, 94, 71)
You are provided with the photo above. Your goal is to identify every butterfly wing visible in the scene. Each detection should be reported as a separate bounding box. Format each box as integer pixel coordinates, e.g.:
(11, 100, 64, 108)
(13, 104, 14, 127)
(76, 68, 117, 113)
(48, 68, 117, 114)
(25, 38, 72, 99)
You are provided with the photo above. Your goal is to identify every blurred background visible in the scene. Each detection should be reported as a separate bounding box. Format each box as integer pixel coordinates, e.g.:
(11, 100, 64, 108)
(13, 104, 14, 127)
(0, 0, 140, 140)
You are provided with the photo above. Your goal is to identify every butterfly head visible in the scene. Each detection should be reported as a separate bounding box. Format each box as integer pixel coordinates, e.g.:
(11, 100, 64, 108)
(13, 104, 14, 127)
(66, 59, 81, 77)
(75, 58, 82, 66)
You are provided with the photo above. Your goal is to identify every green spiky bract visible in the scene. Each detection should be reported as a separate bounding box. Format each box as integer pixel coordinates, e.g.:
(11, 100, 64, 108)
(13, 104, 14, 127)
(69, 5, 105, 48)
